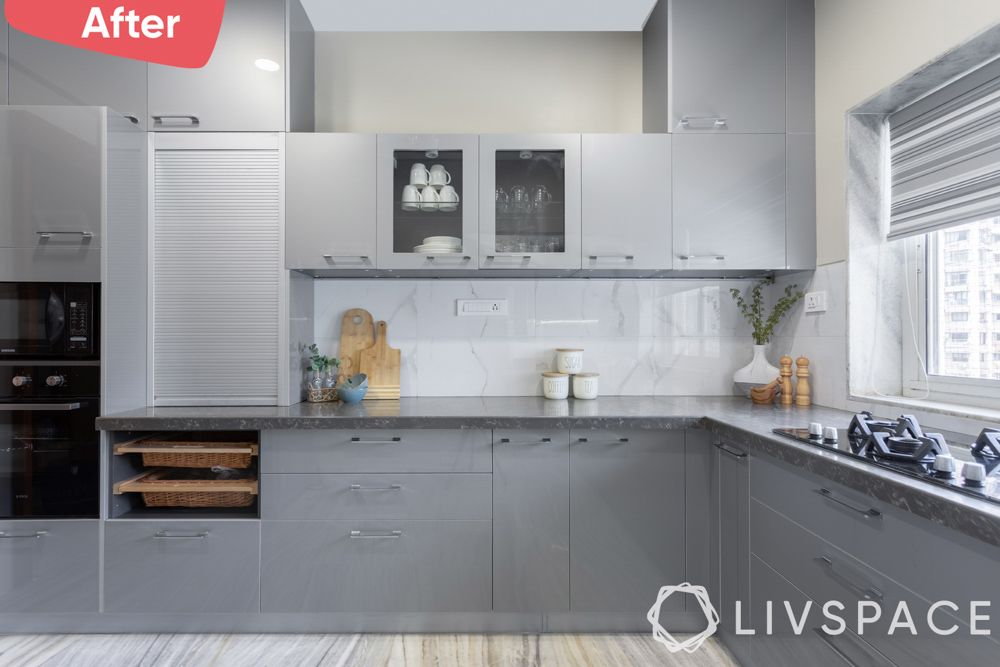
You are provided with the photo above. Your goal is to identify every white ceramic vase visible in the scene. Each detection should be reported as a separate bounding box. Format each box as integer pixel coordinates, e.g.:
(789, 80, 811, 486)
(733, 344, 780, 397)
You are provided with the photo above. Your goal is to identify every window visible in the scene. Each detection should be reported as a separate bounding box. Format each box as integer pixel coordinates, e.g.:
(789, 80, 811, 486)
(947, 250, 969, 263)
(945, 230, 969, 243)
(947, 332, 969, 344)
(950, 311, 969, 322)
(946, 271, 968, 286)
(946, 291, 968, 305)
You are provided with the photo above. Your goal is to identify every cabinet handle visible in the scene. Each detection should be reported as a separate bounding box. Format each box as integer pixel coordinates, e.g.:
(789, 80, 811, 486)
(322, 254, 370, 263)
(714, 442, 747, 459)
(123, 115, 140, 125)
(679, 115, 728, 129)
(812, 627, 893, 666)
(350, 529, 402, 539)
(0, 403, 81, 412)
(425, 255, 472, 262)
(817, 488, 882, 519)
(350, 437, 402, 444)
(588, 254, 635, 261)
(498, 437, 552, 444)
(349, 484, 402, 491)
(678, 254, 726, 261)
(577, 437, 629, 443)
(36, 231, 93, 240)
(153, 531, 208, 540)
(152, 115, 200, 127)
(816, 556, 884, 602)
(485, 255, 532, 261)
(0, 530, 47, 539)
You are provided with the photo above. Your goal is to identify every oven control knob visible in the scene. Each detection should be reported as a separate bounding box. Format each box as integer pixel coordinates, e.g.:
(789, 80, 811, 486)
(45, 375, 66, 387)
(11, 375, 31, 387)
(809, 422, 823, 438)
(963, 462, 986, 487)
(932, 454, 956, 478)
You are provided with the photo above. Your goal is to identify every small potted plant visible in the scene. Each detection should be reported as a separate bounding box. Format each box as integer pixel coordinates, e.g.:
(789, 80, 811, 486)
(305, 344, 340, 403)
(729, 278, 804, 397)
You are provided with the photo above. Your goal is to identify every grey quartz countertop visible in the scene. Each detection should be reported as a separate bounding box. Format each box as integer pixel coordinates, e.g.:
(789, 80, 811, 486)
(97, 396, 1000, 548)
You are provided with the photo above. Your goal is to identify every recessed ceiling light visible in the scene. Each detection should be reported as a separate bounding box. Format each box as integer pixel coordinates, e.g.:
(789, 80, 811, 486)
(254, 58, 280, 72)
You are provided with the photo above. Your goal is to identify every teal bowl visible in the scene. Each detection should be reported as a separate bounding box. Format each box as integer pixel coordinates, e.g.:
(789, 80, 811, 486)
(338, 374, 368, 403)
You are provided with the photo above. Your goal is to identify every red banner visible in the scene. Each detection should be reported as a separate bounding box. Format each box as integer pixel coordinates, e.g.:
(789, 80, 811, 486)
(5, 0, 226, 68)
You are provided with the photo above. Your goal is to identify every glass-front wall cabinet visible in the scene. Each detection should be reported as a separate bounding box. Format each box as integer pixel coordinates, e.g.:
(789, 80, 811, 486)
(376, 134, 479, 270)
(480, 135, 581, 270)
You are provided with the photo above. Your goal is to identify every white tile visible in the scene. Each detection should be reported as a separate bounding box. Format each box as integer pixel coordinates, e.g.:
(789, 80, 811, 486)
(416, 280, 535, 338)
(653, 281, 755, 338)
(773, 261, 847, 339)
(314, 279, 420, 341)
(652, 337, 751, 396)
(771, 335, 849, 410)
(416, 339, 544, 396)
(534, 280, 644, 338)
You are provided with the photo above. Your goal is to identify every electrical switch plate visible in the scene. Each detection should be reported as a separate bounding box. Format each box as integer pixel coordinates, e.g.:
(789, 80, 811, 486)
(804, 291, 827, 314)
(457, 299, 508, 316)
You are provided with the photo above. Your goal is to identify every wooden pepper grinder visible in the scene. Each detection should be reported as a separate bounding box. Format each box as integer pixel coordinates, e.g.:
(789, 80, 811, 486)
(795, 355, 811, 407)
(779, 355, 794, 406)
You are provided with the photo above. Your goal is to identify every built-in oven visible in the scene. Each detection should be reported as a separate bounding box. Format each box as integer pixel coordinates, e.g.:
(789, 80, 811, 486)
(0, 364, 99, 518)
(0, 283, 98, 359)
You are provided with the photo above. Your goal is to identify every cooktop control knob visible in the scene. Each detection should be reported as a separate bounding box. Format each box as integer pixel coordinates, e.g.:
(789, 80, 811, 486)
(11, 375, 31, 387)
(823, 427, 839, 443)
(962, 462, 987, 487)
(809, 422, 823, 438)
(45, 375, 66, 387)
(932, 454, 956, 478)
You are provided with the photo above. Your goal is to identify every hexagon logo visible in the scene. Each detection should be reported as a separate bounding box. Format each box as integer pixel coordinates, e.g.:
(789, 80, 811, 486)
(647, 582, 720, 654)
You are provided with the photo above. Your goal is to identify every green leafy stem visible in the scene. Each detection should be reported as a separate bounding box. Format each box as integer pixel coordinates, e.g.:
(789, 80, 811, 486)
(729, 277, 805, 346)
(307, 343, 341, 373)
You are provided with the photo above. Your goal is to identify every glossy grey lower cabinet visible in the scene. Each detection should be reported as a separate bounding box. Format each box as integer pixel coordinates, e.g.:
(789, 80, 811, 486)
(493, 430, 570, 612)
(104, 521, 261, 613)
(0, 520, 99, 613)
(569, 430, 685, 612)
(260, 520, 492, 612)
(712, 439, 751, 663)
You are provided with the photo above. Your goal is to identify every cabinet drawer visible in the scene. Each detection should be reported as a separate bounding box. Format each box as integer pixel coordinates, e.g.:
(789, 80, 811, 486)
(262, 429, 492, 473)
(261, 520, 491, 612)
(104, 521, 260, 613)
(0, 520, 99, 613)
(751, 500, 997, 664)
(262, 473, 492, 520)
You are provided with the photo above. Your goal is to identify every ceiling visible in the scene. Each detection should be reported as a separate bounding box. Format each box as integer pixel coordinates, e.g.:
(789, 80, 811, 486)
(299, 0, 659, 32)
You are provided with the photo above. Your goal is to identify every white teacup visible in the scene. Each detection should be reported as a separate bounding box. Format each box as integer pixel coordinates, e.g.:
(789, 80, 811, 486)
(429, 164, 451, 186)
(401, 184, 421, 211)
(420, 186, 440, 211)
(439, 185, 460, 212)
(410, 163, 430, 187)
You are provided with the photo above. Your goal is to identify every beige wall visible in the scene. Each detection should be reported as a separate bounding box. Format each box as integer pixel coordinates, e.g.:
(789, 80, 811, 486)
(815, 0, 1000, 264)
(314, 32, 642, 133)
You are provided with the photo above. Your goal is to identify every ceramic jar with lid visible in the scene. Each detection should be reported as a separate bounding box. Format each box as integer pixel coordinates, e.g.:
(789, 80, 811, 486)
(542, 372, 570, 399)
(572, 372, 599, 400)
(556, 349, 584, 375)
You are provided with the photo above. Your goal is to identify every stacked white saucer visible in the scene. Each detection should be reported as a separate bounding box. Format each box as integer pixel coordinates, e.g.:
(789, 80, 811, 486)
(413, 236, 462, 254)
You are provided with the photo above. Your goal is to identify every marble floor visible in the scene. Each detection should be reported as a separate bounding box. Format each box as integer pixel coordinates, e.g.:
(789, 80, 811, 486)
(0, 633, 739, 666)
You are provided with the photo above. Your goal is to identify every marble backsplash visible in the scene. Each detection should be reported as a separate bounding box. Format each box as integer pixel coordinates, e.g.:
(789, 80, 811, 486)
(312, 261, 848, 404)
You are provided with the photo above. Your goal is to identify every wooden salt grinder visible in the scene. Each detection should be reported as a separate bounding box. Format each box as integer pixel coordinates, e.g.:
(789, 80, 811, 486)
(795, 356, 811, 407)
(779, 355, 794, 406)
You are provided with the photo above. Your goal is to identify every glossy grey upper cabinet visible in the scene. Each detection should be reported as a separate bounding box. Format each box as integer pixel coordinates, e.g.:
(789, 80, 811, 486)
(643, 0, 788, 134)
(8, 31, 147, 128)
(147, 0, 286, 131)
(582, 134, 671, 272)
(286, 133, 376, 271)
(673, 133, 786, 271)
(786, 0, 816, 134)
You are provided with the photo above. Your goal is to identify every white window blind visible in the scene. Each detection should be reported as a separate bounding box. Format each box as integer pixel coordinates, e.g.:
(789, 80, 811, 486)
(889, 58, 1000, 240)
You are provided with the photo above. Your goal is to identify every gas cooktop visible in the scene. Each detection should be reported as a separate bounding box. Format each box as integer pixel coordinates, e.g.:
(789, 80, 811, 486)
(774, 412, 1000, 507)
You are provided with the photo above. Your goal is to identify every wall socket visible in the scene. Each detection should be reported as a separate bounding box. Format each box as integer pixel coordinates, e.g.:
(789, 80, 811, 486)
(457, 299, 509, 316)
(804, 291, 827, 314)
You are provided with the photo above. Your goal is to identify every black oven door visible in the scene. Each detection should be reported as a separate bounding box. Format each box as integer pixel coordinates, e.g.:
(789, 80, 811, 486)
(0, 399, 99, 518)
(0, 284, 66, 357)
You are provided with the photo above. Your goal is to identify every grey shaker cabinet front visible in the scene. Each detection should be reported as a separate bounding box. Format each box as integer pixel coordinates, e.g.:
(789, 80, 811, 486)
(568, 430, 686, 612)
(492, 429, 570, 612)
(581, 134, 672, 272)
(0, 520, 99, 613)
(103, 521, 261, 613)
(286, 133, 377, 270)
(147, 0, 285, 131)
(672, 133, 787, 271)
(8, 30, 147, 127)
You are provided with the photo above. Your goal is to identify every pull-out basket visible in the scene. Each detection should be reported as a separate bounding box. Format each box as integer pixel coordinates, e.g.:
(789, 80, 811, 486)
(113, 432, 259, 469)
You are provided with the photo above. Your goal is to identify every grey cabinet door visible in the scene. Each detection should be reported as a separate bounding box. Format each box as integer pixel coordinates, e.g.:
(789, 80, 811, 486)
(104, 521, 261, 613)
(569, 430, 685, 613)
(669, 0, 786, 133)
(493, 429, 570, 612)
(673, 133, 786, 271)
(582, 134, 671, 272)
(147, 0, 285, 131)
(286, 133, 376, 270)
(261, 520, 492, 612)
(715, 440, 751, 661)
(9, 30, 147, 128)
(0, 1, 7, 105)
(786, 133, 817, 270)
(0, 520, 99, 613)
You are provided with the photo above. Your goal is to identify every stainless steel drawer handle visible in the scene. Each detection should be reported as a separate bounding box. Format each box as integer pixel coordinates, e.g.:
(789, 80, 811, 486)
(499, 437, 552, 444)
(588, 254, 635, 261)
(36, 231, 93, 239)
(816, 556, 884, 602)
(124, 115, 140, 125)
(817, 488, 881, 519)
(153, 531, 209, 540)
(678, 254, 726, 261)
(350, 437, 402, 444)
(714, 442, 748, 459)
(350, 530, 402, 539)
(425, 256, 472, 262)
(485, 255, 532, 261)
(577, 437, 629, 443)
(152, 115, 200, 126)
(0, 403, 81, 412)
(350, 484, 402, 492)
(0, 530, 48, 539)
(679, 115, 728, 129)
(322, 254, 370, 262)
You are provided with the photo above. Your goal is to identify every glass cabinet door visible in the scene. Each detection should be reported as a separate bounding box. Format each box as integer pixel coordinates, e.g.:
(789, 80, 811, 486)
(377, 135, 478, 270)
(480, 135, 581, 270)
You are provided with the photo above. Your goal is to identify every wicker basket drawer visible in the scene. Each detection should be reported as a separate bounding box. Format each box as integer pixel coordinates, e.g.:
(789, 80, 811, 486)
(114, 432, 259, 469)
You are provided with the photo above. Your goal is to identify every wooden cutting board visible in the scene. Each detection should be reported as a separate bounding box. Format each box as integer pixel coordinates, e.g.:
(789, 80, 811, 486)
(358, 320, 401, 400)
(338, 308, 375, 380)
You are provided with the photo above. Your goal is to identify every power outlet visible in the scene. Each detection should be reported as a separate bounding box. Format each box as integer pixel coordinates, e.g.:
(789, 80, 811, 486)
(457, 299, 509, 316)
(804, 291, 827, 314)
